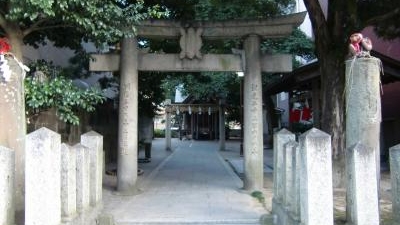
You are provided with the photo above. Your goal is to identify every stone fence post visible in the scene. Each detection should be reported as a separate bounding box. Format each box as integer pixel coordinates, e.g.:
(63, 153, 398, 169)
(390, 144, 400, 223)
(346, 143, 379, 225)
(26, 127, 61, 225)
(299, 128, 333, 225)
(285, 141, 300, 220)
(74, 144, 90, 213)
(23, 128, 104, 225)
(273, 129, 295, 205)
(81, 131, 103, 206)
(283, 141, 298, 209)
(272, 129, 296, 225)
(61, 143, 77, 221)
(0, 146, 14, 225)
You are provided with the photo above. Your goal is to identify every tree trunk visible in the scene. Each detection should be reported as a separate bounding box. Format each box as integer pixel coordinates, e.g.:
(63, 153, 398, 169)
(303, 0, 350, 188)
(319, 55, 346, 188)
(265, 95, 279, 133)
(263, 95, 279, 148)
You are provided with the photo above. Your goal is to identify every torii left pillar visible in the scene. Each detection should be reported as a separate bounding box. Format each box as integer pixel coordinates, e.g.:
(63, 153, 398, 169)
(116, 37, 139, 195)
(243, 35, 264, 191)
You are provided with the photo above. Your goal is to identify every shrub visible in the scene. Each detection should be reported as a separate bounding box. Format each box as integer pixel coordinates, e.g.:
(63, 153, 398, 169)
(154, 129, 165, 138)
(25, 60, 105, 125)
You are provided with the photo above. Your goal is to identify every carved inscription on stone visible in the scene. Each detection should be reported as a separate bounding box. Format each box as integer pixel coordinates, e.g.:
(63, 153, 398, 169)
(250, 83, 259, 155)
(179, 27, 203, 60)
(119, 82, 133, 155)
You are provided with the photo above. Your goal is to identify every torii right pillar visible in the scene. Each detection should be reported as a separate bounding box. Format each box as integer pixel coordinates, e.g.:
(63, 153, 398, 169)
(345, 57, 382, 221)
(243, 35, 264, 191)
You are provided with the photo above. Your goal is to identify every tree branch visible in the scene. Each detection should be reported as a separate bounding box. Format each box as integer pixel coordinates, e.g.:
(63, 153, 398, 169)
(365, 7, 400, 26)
(23, 23, 75, 36)
(303, 0, 332, 58)
(22, 19, 50, 36)
(0, 12, 7, 31)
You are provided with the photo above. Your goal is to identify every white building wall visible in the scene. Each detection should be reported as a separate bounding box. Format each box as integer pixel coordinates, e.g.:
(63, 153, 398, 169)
(22, 41, 98, 67)
(295, 0, 314, 38)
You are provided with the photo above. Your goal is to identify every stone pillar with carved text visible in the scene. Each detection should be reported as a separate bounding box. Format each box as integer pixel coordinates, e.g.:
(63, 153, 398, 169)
(117, 37, 139, 195)
(243, 35, 264, 191)
(0, 56, 26, 213)
(345, 57, 382, 221)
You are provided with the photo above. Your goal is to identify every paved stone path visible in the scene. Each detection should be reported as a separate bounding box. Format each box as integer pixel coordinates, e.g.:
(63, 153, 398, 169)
(102, 140, 267, 224)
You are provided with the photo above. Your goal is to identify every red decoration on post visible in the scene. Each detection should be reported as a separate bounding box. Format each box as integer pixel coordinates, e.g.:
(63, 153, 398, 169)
(349, 33, 363, 57)
(0, 38, 11, 54)
(348, 32, 373, 58)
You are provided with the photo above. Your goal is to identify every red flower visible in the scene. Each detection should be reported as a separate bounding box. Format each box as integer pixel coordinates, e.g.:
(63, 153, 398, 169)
(0, 38, 11, 54)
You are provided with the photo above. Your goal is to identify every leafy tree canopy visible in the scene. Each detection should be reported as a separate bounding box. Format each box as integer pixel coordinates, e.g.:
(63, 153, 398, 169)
(0, 0, 168, 123)
(0, 0, 166, 54)
(138, 72, 168, 117)
(145, 0, 294, 21)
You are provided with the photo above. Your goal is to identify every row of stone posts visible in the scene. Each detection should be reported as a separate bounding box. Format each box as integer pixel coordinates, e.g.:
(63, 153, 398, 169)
(272, 128, 333, 225)
(0, 127, 104, 225)
(271, 127, 400, 225)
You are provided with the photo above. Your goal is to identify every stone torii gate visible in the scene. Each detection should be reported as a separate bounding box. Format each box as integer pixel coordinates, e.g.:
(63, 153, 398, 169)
(90, 12, 306, 194)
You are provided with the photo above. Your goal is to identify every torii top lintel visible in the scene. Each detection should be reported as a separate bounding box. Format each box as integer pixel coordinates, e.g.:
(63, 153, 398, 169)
(134, 12, 307, 40)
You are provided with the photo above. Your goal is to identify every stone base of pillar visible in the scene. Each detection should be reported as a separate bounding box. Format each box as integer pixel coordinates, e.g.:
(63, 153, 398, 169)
(114, 186, 142, 196)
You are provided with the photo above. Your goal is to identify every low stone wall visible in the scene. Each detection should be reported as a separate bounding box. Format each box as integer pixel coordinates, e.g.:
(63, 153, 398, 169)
(0, 127, 104, 225)
(272, 128, 334, 225)
(271, 127, 400, 225)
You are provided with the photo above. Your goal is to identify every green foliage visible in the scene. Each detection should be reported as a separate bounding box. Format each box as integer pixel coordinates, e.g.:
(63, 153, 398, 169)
(25, 60, 105, 125)
(167, 72, 240, 101)
(1, 0, 168, 49)
(251, 191, 265, 205)
(138, 71, 168, 117)
(262, 29, 316, 66)
(154, 129, 165, 138)
(194, 0, 295, 20)
(64, 50, 93, 79)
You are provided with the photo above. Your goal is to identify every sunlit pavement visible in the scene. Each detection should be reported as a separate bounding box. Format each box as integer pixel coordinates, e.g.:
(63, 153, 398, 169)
(102, 139, 267, 224)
